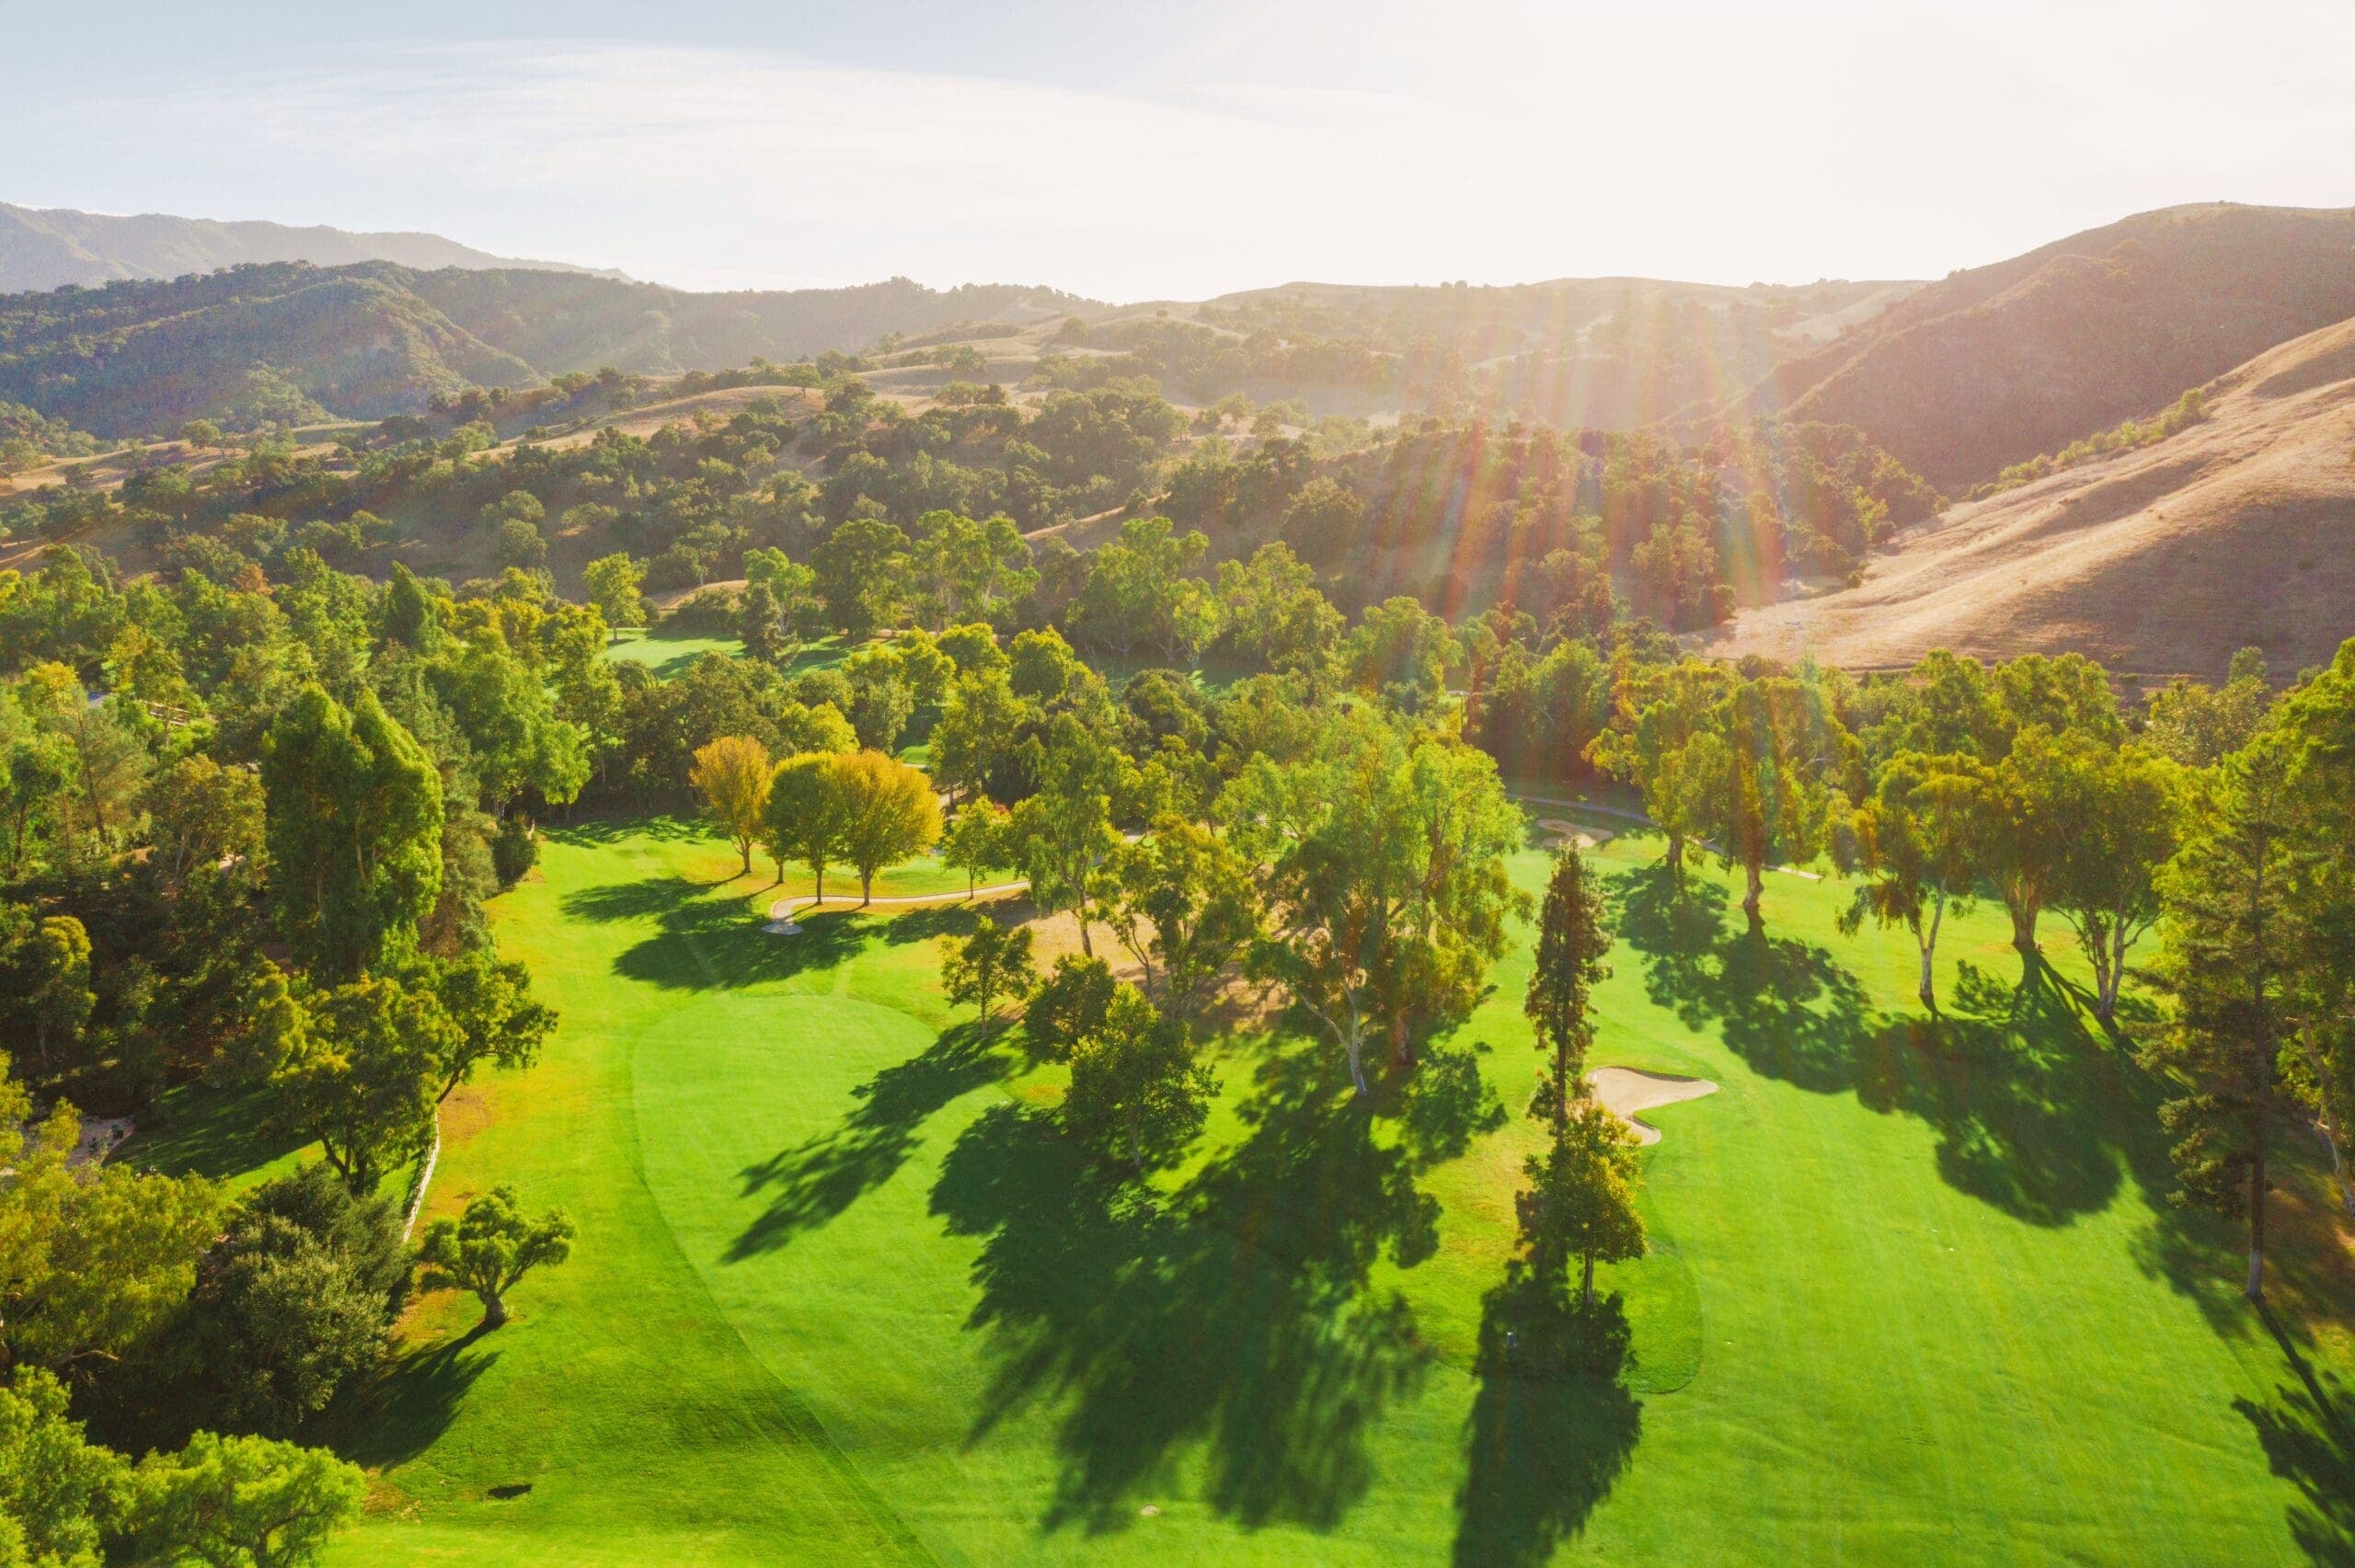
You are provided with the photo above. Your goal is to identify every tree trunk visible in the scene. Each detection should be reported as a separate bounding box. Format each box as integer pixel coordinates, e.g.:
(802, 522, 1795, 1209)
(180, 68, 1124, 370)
(813, 867, 824, 905)
(1580, 1248, 1596, 1307)
(860, 869, 873, 907)
(1741, 861, 1764, 930)
(2009, 898, 2039, 955)
(1388, 1013, 1416, 1071)
(1076, 910, 1093, 957)
(482, 1290, 508, 1329)
(1918, 890, 1944, 1012)
(1344, 1030, 1369, 1097)
(2245, 1127, 2268, 1301)
(2321, 1117, 2355, 1218)
(1664, 834, 1684, 889)
(741, 842, 752, 876)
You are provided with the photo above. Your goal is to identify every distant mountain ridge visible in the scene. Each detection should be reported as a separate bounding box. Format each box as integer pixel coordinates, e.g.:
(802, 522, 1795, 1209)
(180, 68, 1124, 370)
(0, 258, 1101, 435)
(0, 200, 627, 292)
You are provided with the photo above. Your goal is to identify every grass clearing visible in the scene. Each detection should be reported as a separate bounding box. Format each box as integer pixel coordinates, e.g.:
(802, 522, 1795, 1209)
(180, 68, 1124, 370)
(247, 811, 2355, 1564)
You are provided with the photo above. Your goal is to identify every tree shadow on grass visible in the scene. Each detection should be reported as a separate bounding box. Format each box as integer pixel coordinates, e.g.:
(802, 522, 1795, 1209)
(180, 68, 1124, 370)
(546, 812, 707, 848)
(130, 1077, 309, 1180)
(561, 874, 960, 992)
(1613, 863, 2172, 1227)
(327, 1322, 500, 1470)
(2239, 1306, 2355, 1565)
(1453, 1274, 1641, 1568)
(730, 1021, 1012, 1260)
(927, 1040, 1439, 1537)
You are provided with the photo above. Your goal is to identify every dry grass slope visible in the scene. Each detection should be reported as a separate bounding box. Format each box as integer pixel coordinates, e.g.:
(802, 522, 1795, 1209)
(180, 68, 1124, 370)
(1711, 313, 2355, 679)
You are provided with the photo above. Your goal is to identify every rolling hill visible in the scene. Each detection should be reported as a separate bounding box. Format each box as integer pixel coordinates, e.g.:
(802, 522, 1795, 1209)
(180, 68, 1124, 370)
(0, 262, 1101, 435)
(1750, 203, 2355, 486)
(0, 200, 622, 292)
(1709, 312, 2355, 680)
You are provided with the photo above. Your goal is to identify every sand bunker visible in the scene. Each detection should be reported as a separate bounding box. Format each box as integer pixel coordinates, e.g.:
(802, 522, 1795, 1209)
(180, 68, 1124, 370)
(1536, 818, 1615, 850)
(1588, 1067, 1718, 1146)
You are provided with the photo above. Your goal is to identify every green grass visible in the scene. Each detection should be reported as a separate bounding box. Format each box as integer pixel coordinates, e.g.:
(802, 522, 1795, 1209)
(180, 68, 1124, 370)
(603, 630, 863, 682)
(601, 629, 746, 678)
(270, 813, 2353, 1564)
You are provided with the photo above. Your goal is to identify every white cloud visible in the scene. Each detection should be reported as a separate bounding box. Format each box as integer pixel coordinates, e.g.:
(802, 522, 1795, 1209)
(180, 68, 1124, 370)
(14, 4, 2355, 299)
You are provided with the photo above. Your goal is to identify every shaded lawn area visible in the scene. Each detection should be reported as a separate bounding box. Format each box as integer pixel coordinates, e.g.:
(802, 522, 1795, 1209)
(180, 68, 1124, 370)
(214, 811, 2355, 1566)
(601, 629, 858, 681)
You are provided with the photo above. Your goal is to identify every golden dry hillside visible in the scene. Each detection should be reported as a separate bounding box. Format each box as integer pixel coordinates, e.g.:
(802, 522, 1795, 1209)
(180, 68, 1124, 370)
(1709, 313, 2355, 680)
(1756, 204, 2355, 486)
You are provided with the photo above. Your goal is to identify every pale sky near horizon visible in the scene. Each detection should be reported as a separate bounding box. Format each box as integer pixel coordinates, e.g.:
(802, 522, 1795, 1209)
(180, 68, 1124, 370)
(9, 0, 2354, 300)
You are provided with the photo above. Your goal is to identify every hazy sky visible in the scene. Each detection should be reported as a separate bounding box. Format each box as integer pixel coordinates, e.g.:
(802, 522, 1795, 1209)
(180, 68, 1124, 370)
(10, 0, 2353, 299)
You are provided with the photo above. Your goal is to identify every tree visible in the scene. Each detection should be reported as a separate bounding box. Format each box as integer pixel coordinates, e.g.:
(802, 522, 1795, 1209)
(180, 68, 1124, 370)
(2146, 738, 2299, 1300)
(1234, 715, 1525, 1094)
(1006, 716, 1124, 955)
(845, 670, 914, 753)
(0, 734, 71, 876)
(833, 750, 941, 904)
(419, 952, 556, 1104)
(1686, 674, 1851, 930)
(1061, 984, 1215, 1174)
(930, 670, 1028, 807)
(0, 1365, 131, 1568)
(494, 518, 546, 571)
(904, 510, 1036, 629)
(735, 579, 785, 665)
(268, 978, 455, 1196)
(941, 919, 1036, 1021)
(689, 736, 773, 876)
(2044, 739, 2188, 1029)
(1213, 542, 1342, 675)
(941, 800, 1013, 897)
(134, 1431, 364, 1568)
(1072, 515, 1209, 659)
(145, 753, 266, 893)
(581, 554, 648, 640)
(1105, 818, 1258, 1034)
(1525, 847, 1612, 1128)
(761, 754, 852, 902)
(0, 909, 94, 1078)
(1022, 956, 1117, 1060)
(1832, 751, 1979, 1011)
(429, 635, 592, 816)
(261, 686, 443, 981)
(417, 1186, 575, 1329)
(0, 1066, 224, 1374)
(810, 517, 909, 638)
(1517, 1098, 1647, 1305)
(380, 563, 442, 654)
(2275, 641, 2355, 1216)
(184, 1166, 407, 1436)
(1948, 727, 2078, 956)
(2144, 647, 2271, 767)
(1588, 658, 1725, 886)
(54, 693, 151, 851)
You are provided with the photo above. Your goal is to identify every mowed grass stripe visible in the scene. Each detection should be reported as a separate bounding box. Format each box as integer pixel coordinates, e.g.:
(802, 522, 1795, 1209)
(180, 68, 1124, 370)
(329, 831, 928, 1566)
